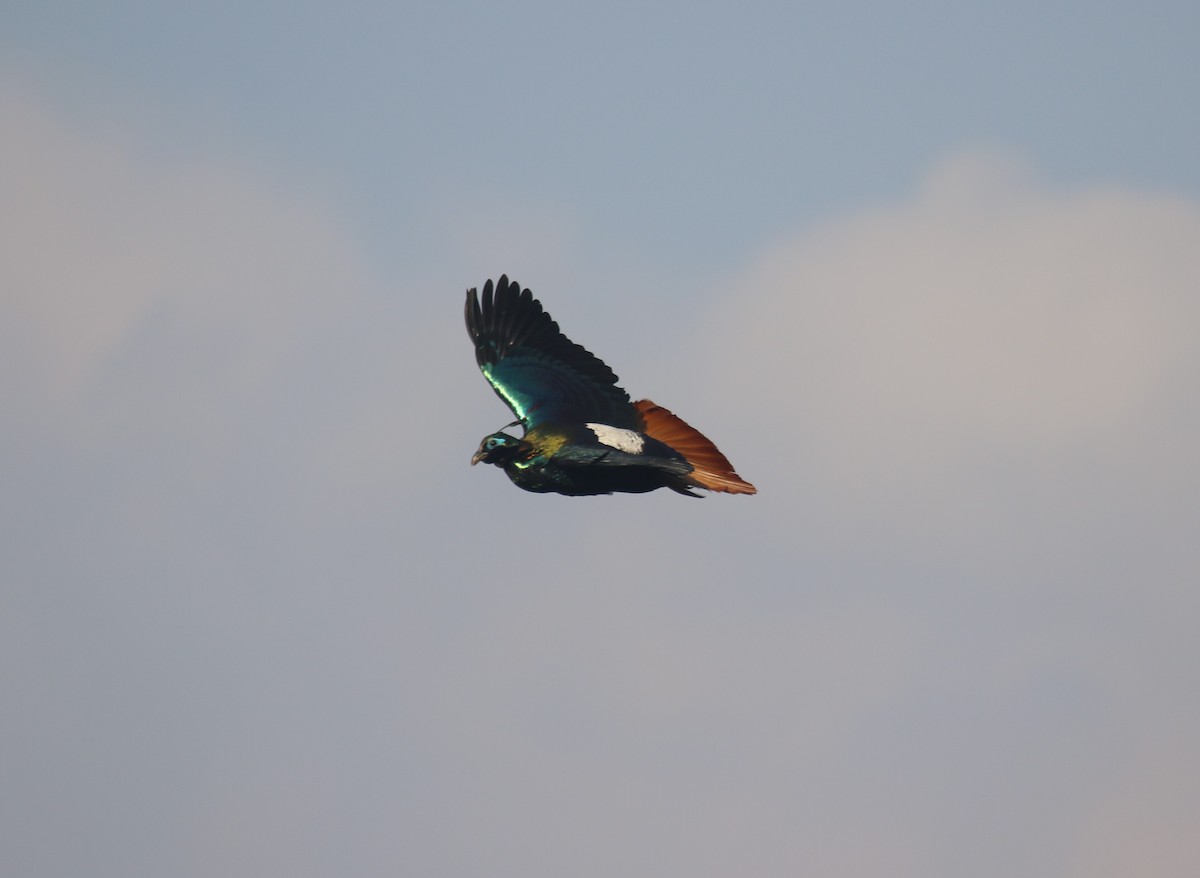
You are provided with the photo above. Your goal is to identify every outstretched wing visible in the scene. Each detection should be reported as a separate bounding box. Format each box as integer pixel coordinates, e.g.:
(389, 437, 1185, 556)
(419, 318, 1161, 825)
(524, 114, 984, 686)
(464, 276, 639, 431)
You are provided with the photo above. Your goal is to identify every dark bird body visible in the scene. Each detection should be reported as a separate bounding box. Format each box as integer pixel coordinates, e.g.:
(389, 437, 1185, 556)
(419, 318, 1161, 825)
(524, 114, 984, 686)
(465, 276, 756, 497)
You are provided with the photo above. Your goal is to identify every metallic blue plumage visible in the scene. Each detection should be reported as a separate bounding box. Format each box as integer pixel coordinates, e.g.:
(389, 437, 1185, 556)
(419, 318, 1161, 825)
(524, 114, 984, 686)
(465, 276, 756, 497)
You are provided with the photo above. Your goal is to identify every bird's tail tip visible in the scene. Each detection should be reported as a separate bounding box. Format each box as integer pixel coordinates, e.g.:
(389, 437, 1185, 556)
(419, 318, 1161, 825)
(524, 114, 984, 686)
(634, 400, 757, 495)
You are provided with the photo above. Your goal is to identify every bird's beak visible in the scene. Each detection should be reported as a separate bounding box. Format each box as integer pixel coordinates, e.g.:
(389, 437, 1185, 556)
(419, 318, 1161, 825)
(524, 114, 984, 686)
(470, 449, 486, 466)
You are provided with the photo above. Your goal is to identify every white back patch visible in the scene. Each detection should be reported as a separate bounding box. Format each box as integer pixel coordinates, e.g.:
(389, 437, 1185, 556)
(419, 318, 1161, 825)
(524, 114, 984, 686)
(586, 423, 645, 454)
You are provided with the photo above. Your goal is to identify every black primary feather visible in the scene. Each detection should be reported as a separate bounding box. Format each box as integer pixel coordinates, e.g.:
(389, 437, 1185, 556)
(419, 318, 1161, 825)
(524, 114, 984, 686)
(465, 276, 638, 431)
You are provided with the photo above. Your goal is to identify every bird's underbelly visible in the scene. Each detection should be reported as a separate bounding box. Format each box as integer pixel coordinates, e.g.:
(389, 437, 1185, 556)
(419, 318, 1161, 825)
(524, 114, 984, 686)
(504, 460, 670, 496)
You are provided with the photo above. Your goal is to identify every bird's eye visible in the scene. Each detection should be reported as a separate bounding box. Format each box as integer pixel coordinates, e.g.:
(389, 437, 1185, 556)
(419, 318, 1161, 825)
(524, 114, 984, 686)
(487, 438, 498, 448)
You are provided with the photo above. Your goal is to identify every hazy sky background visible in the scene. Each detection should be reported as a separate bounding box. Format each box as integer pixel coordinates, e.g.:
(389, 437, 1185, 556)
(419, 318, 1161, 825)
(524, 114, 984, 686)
(3, 3, 1198, 876)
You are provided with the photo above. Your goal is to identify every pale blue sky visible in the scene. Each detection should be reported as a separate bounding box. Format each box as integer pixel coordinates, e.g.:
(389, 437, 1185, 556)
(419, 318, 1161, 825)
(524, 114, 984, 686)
(2, 3, 1199, 877)
(6, 2, 1198, 266)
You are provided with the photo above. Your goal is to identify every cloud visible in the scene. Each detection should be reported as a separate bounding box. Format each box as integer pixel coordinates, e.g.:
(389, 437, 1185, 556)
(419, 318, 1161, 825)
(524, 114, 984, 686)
(4, 89, 1197, 878)
(700, 151, 1200, 559)
(0, 82, 454, 878)
(0, 84, 374, 430)
(1072, 730, 1200, 878)
(0, 81, 475, 546)
(631, 152, 1200, 876)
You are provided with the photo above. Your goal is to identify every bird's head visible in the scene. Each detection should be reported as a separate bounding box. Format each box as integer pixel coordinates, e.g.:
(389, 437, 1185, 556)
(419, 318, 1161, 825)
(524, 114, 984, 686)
(471, 431, 527, 466)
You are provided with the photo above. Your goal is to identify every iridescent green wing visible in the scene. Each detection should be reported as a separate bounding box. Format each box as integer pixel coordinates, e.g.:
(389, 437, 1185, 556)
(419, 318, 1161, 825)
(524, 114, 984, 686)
(464, 276, 639, 431)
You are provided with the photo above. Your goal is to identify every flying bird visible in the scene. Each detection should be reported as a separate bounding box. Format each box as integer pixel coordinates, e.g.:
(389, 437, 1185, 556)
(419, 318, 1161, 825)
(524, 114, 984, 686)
(465, 275, 756, 497)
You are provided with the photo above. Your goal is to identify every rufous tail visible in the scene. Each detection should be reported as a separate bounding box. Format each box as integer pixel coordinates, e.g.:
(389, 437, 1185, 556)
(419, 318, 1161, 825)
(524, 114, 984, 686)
(635, 400, 756, 495)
